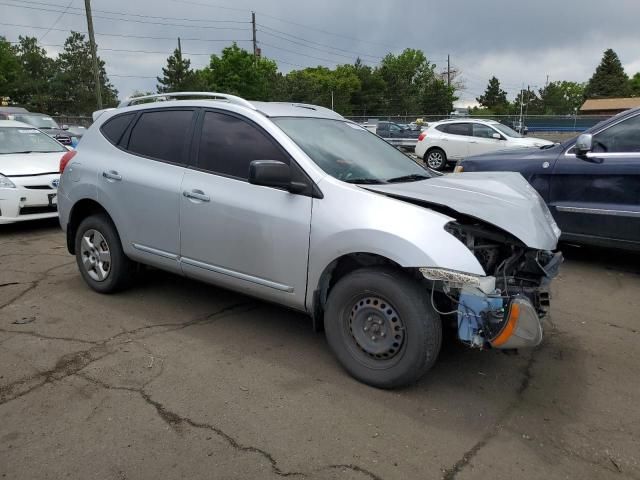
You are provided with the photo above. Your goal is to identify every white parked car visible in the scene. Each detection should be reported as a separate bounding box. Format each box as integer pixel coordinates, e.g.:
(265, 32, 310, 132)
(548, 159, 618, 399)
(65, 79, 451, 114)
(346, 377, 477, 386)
(0, 120, 66, 224)
(415, 119, 554, 171)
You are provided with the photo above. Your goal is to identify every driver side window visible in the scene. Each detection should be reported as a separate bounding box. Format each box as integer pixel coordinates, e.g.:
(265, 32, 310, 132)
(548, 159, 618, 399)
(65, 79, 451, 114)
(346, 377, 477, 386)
(592, 114, 640, 153)
(473, 124, 498, 139)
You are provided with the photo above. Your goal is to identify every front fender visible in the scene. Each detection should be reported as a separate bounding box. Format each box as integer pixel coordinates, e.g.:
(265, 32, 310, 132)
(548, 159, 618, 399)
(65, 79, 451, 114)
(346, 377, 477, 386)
(306, 183, 485, 310)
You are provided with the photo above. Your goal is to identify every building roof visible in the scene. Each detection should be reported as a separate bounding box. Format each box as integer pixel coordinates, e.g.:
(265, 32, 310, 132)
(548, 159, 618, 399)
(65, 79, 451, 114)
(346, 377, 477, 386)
(580, 97, 640, 112)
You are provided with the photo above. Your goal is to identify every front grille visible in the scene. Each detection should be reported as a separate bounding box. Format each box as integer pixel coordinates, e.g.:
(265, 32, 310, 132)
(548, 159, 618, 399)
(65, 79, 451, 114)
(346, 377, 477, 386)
(55, 135, 72, 145)
(19, 205, 57, 215)
(24, 185, 54, 190)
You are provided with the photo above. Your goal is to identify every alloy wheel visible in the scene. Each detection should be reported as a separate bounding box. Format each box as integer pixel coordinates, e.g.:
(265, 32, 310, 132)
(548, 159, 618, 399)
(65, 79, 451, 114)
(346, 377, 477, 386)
(80, 229, 111, 281)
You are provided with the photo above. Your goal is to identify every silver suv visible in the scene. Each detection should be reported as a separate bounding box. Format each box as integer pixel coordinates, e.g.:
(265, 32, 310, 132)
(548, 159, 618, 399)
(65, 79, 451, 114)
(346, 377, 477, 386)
(58, 92, 562, 388)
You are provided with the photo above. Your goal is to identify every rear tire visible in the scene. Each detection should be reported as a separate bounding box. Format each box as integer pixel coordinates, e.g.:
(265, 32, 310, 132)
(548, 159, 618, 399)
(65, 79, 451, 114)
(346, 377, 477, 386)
(425, 148, 447, 171)
(324, 267, 442, 388)
(75, 214, 133, 293)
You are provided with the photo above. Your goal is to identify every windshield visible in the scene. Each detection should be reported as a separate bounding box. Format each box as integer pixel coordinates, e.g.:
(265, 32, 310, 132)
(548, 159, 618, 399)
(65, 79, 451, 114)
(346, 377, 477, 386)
(13, 114, 60, 130)
(273, 117, 430, 184)
(493, 123, 522, 138)
(0, 127, 66, 154)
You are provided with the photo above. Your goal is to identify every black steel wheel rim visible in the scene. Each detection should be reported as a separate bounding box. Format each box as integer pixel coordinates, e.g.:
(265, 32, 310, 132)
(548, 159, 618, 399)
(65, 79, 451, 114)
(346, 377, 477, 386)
(347, 296, 406, 363)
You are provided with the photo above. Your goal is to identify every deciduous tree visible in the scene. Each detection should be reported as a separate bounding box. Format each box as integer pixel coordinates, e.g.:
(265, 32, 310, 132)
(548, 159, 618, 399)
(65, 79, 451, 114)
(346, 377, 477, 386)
(50, 32, 118, 114)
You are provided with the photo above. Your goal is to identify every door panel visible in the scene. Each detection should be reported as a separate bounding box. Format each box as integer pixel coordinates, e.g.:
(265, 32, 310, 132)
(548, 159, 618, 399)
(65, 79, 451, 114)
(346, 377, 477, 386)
(549, 113, 640, 244)
(471, 124, 506, 155)
(550, 155, 640, 243)
(442, 123, 472, 159)
(96, 109, 195, 272)
(180, 172, 312, 308)
(179, 109, 312, 309)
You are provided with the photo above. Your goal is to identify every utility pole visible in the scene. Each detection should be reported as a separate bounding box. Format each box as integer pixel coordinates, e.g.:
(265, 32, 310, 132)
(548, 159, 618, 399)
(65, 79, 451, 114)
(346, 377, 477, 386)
(177, 37, 182, 58)
(84, 0, 102, 110)
(331, 90, 334, 111)
(518, 84, 525, 129)
(447, 54, 451, 87)
(251, 11, 257, 66)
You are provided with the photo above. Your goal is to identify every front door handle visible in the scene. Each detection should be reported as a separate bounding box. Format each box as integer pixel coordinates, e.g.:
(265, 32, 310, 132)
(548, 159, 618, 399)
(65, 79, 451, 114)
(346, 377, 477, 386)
(183, 189, 210, 202)
(102, 170, 122, 181)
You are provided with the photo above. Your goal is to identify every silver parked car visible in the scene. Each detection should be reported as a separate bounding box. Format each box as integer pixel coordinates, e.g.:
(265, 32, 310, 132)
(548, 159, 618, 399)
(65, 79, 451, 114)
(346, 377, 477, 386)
(58, 92, 562, 388)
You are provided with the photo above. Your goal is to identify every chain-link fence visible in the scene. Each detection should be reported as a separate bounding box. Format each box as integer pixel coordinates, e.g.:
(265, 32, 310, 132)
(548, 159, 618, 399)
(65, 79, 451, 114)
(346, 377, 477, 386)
(51, 115, 93, 127)
(50, 113, 613, 134)
(345, 114, 611, 133)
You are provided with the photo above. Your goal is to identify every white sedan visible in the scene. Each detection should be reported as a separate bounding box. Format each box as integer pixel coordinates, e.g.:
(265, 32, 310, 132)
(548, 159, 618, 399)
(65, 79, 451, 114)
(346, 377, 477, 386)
(0, 120, 67, 224)
(415, 119, 554, 171)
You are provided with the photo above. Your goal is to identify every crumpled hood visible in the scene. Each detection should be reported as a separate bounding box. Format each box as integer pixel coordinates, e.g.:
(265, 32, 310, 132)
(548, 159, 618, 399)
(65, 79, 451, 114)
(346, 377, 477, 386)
(365, 172, 561, 250)
(1, 152, 63, 176)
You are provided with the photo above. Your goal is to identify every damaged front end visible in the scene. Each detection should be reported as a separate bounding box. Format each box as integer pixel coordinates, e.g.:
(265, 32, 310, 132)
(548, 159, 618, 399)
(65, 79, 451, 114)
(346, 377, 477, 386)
(422, 220, 563, 350)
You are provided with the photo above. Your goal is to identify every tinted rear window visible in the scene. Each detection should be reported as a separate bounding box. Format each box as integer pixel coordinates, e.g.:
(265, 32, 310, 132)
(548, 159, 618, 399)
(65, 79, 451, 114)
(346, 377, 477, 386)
(101, 113, 135, 145)
(127, 110, 194, 163)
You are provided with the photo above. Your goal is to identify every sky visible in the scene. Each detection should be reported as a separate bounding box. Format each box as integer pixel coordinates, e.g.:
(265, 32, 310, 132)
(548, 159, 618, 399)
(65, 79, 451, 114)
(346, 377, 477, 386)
(3, 0, 640, 107)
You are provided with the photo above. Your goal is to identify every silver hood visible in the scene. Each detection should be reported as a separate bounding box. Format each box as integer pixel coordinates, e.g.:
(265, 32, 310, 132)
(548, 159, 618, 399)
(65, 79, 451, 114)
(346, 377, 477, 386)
(365, 171, 561, 250)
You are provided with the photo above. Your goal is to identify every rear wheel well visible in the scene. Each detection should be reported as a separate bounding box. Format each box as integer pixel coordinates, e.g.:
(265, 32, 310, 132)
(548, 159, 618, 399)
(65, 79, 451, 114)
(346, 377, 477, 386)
(425, 146, 446, 158)
(311, 253, 416, 332)
(66, 199, 112, 254)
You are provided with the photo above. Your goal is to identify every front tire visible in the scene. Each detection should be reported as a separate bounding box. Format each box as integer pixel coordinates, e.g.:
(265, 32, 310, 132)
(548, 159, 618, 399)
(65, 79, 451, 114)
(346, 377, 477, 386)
(425, 148, 447, 171)
(75, 214, 133, 293)
(324, 268, 442, 388)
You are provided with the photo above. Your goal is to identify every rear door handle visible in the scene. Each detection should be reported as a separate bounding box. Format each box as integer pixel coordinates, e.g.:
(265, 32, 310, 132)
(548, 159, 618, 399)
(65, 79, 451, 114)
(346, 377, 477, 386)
(102, 170, 122, 181)
(183, 189, 210, 202)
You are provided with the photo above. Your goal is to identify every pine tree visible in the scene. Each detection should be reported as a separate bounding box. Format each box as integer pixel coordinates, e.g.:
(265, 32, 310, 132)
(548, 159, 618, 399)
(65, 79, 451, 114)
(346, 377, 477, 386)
(584, 49, 630, 98)
(476, 76, 508, 111)
(157, 48, 196, 93)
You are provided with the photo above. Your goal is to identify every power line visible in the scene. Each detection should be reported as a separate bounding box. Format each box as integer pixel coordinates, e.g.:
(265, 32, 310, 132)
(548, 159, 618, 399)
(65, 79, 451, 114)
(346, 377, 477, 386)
(257, 24, 382, 60)
(16, 0, 248, 24)
(258, 41, 349, 66)
(38, 0, 73, 42)
(170, 0, 410, 51)
(1, 1, 251, 30)
(0, 21, 252, 42)
(257, 28, 377, 65)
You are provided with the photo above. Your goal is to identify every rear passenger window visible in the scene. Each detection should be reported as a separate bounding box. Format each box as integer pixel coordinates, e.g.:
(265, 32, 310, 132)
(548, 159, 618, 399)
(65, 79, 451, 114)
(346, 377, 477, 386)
(101, 113, 135, 145)
(197, 111, 288, 179)
(445, 123, 472, 136)
(127, 110, 194, 163)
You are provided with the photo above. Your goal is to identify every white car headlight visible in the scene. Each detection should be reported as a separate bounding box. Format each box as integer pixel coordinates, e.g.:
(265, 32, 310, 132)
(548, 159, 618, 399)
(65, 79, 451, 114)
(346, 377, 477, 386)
(0, 174, 16, 188)
(419, 267, 496, 294)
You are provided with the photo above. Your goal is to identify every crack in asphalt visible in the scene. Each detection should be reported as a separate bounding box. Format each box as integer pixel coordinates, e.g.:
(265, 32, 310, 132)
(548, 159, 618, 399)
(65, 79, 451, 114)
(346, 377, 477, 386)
(0, 327, 100, 345)
(0, 302, 255, 406)
(441, 347, 540, 480)
(76, 373, 383, 480)
(0, 260, 75, 310)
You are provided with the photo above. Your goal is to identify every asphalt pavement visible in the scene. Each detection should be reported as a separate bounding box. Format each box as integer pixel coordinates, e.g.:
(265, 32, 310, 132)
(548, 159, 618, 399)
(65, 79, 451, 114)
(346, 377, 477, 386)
(1, 220, 639, 479)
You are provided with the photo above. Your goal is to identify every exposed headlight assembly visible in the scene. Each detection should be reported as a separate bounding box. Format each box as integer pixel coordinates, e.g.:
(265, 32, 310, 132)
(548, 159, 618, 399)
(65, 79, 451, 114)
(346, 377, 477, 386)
(0, 174, 16, 189)
(419, 267, 495, 294)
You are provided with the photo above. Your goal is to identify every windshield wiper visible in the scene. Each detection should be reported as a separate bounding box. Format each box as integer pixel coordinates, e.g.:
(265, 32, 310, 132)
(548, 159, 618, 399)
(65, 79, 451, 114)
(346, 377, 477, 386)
(343, 178, 387, 184)
(386, 173, 430, 183)
(11, 150, 34, 154)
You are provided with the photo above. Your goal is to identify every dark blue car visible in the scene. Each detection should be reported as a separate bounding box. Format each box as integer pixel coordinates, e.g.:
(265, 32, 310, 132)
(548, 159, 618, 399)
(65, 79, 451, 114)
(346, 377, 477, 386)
(458, 107, 640, 250)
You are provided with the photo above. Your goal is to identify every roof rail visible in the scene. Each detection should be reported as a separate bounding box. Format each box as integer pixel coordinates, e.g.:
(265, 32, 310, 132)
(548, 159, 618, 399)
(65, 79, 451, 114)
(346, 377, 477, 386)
(118, 92, 257, 110)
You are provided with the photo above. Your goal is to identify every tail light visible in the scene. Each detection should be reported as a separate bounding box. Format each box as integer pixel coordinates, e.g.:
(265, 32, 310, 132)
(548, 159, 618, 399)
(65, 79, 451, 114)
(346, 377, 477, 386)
(60, 150, 77, 173)
(418, 132, 427, 141)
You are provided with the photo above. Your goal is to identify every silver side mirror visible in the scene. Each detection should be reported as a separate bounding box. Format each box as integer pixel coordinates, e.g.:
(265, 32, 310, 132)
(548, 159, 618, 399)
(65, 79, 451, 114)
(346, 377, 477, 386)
(492, 133, 502, 140)
(575, 133, 593, 156)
